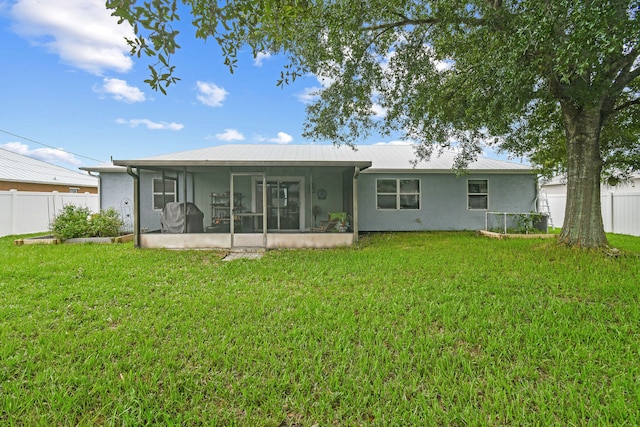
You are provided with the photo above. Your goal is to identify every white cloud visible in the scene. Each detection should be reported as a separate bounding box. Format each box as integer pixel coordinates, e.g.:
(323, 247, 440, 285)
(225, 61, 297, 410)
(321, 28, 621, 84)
(1, 141, 81, 166)
(297, 86, 322, 104)
(297, 74, 336, 104)
(10, 0, 135, 74)
(95, 78, 145, 103)
(268, 132, 293, 144)
(371, 103, 387, 118)
(253, 132, 294, 144)
(116, 118, 184, 131)
(196, 81, 228, 107)
(253, 52, 271, 67)
(215, 129, 245, 141)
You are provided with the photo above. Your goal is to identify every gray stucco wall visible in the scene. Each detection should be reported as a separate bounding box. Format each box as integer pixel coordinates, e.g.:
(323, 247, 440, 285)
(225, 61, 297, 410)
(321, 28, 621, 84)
(357, 172, 538, 231)
(98, 167, 536, 234)
(98, 172, 133, 212)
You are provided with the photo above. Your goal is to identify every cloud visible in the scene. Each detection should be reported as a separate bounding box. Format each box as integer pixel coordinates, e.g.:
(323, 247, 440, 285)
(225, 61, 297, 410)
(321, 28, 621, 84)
(95, 78, 145, 103)
(253, 132, 294, 144)
(371, 103, 387, 118)
(297, 74, 336, 104)
(10, 0, 135, 74)
(269, 132, 293, 144)
(253, 52, 271, 67)
(116, 118, 184, 131)
(196, 81, 229, 107)
(215, 129, 245, 141)
(1, 141, 81, 166)
(297, 86, 321, 104)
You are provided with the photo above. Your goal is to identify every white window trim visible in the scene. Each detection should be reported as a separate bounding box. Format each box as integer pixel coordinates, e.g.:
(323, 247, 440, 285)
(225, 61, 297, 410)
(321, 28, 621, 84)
(152, 177, 177, 211)
(467, 179, 489, 210)
(376, 178, 421, 210)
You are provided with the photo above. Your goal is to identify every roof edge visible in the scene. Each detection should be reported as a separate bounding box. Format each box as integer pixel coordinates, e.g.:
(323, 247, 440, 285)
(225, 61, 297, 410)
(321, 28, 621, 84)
(364, 168, 535, 174)
(113, 160, 372, 168)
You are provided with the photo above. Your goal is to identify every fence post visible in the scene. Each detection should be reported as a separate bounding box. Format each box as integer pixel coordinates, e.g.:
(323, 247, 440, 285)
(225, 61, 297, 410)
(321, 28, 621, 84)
(610, 191, 615, 233)
(10, 189, 18, 235)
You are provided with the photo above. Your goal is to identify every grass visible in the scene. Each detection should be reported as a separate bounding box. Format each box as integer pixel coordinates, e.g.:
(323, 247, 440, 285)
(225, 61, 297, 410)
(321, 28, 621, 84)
(1, 231, 640, 426)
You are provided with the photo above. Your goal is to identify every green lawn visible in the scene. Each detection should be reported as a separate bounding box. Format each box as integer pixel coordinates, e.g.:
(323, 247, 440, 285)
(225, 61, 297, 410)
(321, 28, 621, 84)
(1, 232, 639, 425)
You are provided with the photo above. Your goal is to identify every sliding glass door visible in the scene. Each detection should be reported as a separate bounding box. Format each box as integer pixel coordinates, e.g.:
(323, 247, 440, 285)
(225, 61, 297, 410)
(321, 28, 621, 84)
(255, 179, 303, 231)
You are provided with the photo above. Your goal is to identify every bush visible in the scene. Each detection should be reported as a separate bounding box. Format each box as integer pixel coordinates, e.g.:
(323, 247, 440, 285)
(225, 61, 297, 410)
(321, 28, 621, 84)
(88, 208, 124, 237)
(50, 205, 124, 240)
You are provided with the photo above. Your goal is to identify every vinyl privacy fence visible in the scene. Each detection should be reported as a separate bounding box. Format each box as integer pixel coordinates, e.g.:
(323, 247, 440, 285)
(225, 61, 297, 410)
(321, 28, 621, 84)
(546, 191, 640, 236)
(0, 190, 99, 237)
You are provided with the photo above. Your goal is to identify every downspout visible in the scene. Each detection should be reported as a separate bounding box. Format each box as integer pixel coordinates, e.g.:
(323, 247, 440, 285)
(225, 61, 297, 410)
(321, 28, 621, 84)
(126, 166, 140, 248)
(86, 170, 102, 208)
(352, 166, 360, 243)
(534, 176, 540, 212)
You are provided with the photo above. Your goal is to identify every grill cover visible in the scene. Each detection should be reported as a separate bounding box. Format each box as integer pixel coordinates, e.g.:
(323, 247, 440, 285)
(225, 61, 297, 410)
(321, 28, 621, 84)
(160, 202, 204, 233)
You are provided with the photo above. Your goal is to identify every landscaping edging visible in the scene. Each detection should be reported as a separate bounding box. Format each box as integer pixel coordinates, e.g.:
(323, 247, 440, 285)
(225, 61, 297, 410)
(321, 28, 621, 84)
(15, 234, 134, 245)
(479, 230, 557, 240)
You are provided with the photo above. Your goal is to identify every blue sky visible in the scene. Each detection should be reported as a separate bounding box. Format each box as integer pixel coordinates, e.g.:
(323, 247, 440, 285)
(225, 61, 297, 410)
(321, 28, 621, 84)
(0, 0, 508, 171)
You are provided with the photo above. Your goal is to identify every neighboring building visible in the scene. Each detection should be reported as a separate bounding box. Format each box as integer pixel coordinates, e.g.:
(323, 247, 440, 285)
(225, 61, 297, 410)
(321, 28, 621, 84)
(88, 144, 536, 249)
(0, 148, 99, 237)
(0, 147, 98, 193)
(541, 173, 640, 236)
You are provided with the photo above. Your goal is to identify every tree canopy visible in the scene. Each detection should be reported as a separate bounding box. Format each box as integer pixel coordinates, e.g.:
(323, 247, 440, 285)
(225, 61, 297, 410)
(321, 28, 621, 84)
(107, 0, 640, 248)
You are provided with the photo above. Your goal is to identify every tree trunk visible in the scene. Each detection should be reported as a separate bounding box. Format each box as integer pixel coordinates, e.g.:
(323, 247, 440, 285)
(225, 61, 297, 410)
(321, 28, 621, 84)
(558, 103, 608, 248)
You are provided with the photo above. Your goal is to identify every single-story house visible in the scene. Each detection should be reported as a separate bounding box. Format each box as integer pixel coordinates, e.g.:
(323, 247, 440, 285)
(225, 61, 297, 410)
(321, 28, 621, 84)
(0, 147, 99, 237)
(89, 144, 536, 249)
(541, 173, 640, 236)
(0, 147, 98, 193)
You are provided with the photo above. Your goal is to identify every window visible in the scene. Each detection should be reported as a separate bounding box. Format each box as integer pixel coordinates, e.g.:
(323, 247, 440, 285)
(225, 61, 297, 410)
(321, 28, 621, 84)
(153, 178, 176, 210)
(376, 179, 420, 210)
(69, 187, 79, 194)
(468, 179, 488, 210)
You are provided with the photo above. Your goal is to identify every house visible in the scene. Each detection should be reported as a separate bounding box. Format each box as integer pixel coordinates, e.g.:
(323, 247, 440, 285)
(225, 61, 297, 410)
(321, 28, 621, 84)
(0, 147, 99, 236)
(541, 173, 640, 236)
(94, 144, 536, 249)
(0, 147, 98, 193)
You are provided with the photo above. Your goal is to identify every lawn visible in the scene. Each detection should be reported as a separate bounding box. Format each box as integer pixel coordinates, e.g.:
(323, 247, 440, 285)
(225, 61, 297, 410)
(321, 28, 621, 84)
(1, 232, 639, 425)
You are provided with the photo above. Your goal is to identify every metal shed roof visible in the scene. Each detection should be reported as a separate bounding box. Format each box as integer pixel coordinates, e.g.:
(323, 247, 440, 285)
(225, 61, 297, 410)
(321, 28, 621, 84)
(112, 144, 533, 173)
(0, 147, 99, 187)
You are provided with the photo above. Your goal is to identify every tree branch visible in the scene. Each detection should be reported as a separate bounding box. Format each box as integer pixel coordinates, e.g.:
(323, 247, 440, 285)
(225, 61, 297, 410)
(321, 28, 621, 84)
(614, 97, 640, 113)
(609, 46, 640, 91)
(362, 16, 486, 33)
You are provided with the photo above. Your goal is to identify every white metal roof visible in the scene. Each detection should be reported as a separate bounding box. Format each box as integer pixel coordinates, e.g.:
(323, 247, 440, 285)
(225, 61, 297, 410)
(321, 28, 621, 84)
(80, 163, 128, 173)
(354, 145, 532, 172)
(0, 148, 98, 187)
(114, 144, 372, 168)
(112, 144, 533, 173)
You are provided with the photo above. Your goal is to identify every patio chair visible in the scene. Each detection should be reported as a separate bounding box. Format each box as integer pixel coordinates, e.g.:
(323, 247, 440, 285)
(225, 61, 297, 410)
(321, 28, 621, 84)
(312, 216, 340, 232)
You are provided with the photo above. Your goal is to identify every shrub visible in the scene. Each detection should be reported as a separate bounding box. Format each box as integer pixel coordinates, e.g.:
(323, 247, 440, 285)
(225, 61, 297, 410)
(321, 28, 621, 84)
(50, 205, 123, 240)
(88, 208, 124, 237)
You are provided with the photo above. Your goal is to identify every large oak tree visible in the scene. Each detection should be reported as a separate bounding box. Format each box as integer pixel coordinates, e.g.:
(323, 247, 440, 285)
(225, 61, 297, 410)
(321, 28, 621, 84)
(107, 0, 640, 248)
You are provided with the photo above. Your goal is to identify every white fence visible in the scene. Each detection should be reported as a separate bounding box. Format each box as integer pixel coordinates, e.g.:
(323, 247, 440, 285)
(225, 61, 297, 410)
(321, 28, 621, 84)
(0, 190, 99, 237)
(546, 192, 640, 236)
